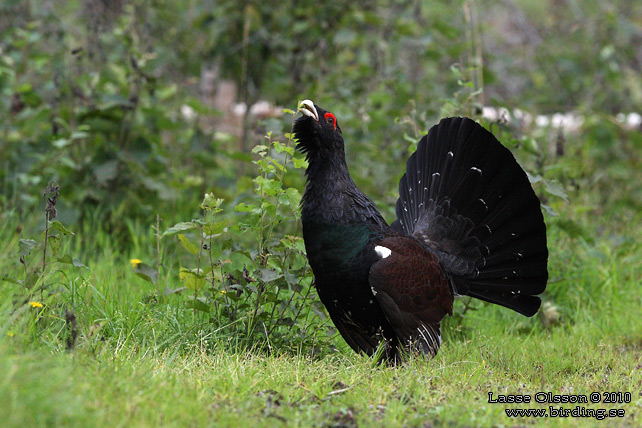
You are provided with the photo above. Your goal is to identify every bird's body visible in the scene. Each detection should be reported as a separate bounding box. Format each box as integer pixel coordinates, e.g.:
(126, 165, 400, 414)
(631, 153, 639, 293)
(294, 100, 548, 362)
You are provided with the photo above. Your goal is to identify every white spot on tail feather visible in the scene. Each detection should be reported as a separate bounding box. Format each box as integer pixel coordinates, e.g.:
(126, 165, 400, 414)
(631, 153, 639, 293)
(374, 245, 391, 259)
(370, 286, 378, 296)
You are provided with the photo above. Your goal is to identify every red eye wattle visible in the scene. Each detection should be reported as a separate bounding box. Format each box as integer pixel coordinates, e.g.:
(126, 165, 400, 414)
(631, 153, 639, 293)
(324, 112, 337, 130)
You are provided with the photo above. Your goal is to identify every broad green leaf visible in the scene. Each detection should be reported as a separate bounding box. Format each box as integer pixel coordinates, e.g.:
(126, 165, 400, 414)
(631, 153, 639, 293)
(50, 221, 74, 236)
(544, 180, 569, 201)
(164, 286, 188, 296)
(47, 235, 61, 256)
(57, 254, 89, 269)
(178, 234, 199, 255)
(162, 221, 201, 237)
(522, 137, 540, 155)
(204, 220, 227, 236)
(292, 156, 308, 169)
(252, 144, 268, 155)
(1, 275, 23, 286)
(285, 187, 302, 207)
(526, 171, 543, 184)
(184, 296, 210, 313)
(19, 239, 39, 257)
(260, 268, 283, 283)
(273, 141, 294, 155)
(234, 203, 259, 213)
(135, 262, 158, 284)
(179, 267, 206, 291)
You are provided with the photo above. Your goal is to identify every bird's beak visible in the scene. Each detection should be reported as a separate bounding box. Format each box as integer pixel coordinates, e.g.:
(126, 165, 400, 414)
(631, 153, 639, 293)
(298, 99, 319, 121)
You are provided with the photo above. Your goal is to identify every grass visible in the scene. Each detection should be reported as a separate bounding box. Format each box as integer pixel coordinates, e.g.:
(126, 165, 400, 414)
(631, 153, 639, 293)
(1, 215, 641, 428)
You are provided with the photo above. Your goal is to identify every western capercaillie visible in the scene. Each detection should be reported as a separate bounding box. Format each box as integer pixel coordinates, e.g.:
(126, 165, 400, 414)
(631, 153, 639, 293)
(294, 100, 548, 363)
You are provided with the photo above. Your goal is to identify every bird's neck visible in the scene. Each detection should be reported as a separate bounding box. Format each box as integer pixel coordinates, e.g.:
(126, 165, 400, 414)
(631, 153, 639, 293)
(301, 151, 357, 221)
(305, 148, 351, 183)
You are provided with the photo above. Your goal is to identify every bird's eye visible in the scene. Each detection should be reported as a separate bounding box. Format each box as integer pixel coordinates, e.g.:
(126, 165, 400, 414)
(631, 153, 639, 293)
(324, 112, 337, 130)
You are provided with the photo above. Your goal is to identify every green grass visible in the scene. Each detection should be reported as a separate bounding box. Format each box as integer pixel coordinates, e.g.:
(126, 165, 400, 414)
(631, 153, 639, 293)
(2, 216, 641, 427)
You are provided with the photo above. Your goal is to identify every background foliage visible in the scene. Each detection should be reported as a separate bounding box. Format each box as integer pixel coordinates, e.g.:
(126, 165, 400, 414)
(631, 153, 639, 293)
(1, 0, 641, 425)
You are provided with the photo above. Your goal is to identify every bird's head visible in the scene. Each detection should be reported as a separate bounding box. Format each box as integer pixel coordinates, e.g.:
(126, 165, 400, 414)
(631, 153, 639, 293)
(294, 99, 343, 158)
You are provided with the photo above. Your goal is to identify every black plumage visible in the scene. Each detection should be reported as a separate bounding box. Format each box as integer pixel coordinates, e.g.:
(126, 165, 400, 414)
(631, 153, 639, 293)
(293, 100, 548, 362)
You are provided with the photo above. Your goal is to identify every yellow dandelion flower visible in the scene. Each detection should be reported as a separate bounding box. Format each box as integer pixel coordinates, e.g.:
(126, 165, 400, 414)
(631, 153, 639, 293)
(29, 301, 44, 308)
(7, 331, 15, 337)
(130, 259, 142, 268)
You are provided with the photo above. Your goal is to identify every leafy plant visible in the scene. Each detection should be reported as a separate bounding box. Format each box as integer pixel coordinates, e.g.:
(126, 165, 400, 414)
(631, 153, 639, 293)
(157, 107, 330, 353)
(2, 182, 86, 348)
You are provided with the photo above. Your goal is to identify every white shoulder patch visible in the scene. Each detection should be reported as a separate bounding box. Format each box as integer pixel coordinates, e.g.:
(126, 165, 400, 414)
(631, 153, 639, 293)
(374, 245, 392, 259)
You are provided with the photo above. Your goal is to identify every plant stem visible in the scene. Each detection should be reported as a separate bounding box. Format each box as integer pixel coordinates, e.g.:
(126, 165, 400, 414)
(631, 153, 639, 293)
(195, 224, 204, 316)
(156, 214, 161, 281)
(42, 211, 49, 272)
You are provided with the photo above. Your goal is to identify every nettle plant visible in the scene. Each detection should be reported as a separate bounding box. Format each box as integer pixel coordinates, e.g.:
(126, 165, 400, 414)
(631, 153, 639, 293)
(156, 109, 330, 351)
(2, 182, 85, 348)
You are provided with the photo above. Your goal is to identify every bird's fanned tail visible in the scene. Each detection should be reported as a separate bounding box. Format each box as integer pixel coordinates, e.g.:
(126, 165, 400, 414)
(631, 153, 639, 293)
(391, 117, 548, 316)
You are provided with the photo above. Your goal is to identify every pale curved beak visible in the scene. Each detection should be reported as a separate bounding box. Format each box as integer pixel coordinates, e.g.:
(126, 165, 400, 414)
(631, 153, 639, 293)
(298, 99, 319, 121)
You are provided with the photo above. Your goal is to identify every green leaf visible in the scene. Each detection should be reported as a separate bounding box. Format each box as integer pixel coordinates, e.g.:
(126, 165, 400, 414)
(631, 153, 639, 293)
(251, 144, 268, 155)
(260, 268, 283, 283)
(282, 108, 296, 115)
(543, 180, 569, 202)
(57, 254, 89, 269)
(542, 203, 558, 217)
(162, 221, 201, 237)
(184, 296, 210, 313)
(1, 275, 23, 286)
(201, 193, 224, 211)
(292, 156, 308, 169)
(403, 133, 417, 144)
(18, 239, 39, 257)
(50, 221, 74, 236)
(526, 171, 544, 184)
(522, 137, 540, 155)
(234, 203, 259, 213)
(47, 235, 61, 256)
(179, 267, 206, 291)
(204, 220, 227, 237)
(178, 234, 199, 255)
(157, 84, 177, 100)
(273, 141, 294, 155)
(135, 262, 158, 284)
(254, 176, 281, 196)
(94, 160, 119, 184)
(164, 286, 188, 296)
(285, 187, 302, 208)
(52, 138, 71, 149)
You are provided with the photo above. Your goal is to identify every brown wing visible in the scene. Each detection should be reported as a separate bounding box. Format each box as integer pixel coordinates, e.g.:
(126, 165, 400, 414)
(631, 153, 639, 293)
(368, 236, 453, 357)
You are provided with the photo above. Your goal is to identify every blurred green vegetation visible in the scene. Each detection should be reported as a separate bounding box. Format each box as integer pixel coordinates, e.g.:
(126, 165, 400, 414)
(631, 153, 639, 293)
(3, 0, 639, 228)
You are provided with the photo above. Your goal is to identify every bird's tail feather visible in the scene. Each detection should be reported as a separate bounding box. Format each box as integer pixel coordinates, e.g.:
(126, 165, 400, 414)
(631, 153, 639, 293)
(391, 117, 548, 317)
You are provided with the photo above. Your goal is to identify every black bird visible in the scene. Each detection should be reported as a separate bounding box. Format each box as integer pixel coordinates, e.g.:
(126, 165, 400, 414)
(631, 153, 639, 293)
(293, 100, 548, 362)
